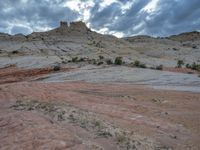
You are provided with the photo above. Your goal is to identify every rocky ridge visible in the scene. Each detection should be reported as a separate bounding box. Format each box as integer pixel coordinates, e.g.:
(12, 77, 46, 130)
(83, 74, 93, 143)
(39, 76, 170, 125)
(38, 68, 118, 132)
(0, 21, 200, 68)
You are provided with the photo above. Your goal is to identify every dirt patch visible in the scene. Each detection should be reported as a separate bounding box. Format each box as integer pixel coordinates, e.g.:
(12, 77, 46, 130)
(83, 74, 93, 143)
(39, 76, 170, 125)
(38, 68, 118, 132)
(0, 81, 200, 149)
(163, 67, 197, 74)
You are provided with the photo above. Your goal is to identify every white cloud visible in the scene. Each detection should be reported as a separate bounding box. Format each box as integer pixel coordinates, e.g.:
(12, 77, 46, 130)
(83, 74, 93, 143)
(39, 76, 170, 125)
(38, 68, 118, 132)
(63, 1, 81, 11)
(121, 1, 134, 14)
(109, 31, 124, 38)
(63, 0, 94, 22)
(143, 0, 159, 13)
(99, 0, 118, 10)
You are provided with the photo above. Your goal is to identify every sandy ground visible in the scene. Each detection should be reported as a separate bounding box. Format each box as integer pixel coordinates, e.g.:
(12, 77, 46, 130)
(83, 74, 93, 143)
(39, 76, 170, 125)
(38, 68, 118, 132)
(0, 65, 200, 150)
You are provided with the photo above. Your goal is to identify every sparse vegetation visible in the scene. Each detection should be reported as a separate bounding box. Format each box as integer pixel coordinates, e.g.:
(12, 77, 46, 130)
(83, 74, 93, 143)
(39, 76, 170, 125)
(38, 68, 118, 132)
(11, 50, 19, 54)
(97, 61, 104, 65)
(177, 60, 184, 68)
(12, 100, 141, 149)
(192, 45, 197, 49)
(185, 62, 200, 71)
(156, 65, 163, 70)
(106, 59, 113, 65)
(79, 57, 85, 62)
(185, 63, 191, 68)
(61, 60, 67, 64)
(53, 64, 61, 71)
(134, 60, 140, 67)
(92, 59, 97, 65)
(173, 47, 178, 51)
(72, 57, 78, 62)
(139, 63, 146, 68)
(133, 60, 146, 68)
(99, 55, 104, 60)
(191, 62, 200, 71)
(114, 57, 123, 65)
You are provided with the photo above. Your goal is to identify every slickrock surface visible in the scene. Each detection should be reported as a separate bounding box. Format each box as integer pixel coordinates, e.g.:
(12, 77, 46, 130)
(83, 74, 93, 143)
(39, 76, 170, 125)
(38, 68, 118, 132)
(0, 22, 200, 149)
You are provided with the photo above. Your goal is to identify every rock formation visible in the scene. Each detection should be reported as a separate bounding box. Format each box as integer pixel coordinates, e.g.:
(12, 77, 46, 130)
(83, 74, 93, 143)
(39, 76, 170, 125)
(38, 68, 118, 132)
(60, 21, 68, 28)
(58, 21, 89, 32)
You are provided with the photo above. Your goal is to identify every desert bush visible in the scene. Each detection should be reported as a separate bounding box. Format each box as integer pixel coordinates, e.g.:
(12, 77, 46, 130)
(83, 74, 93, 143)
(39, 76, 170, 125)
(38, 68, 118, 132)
(177, 60, 184, 68)
(133, 60, 146, 68)
(173, 48, 178, 51)
(72, 57, 78, 62)
(192, 45, 197, 49)
(12, 50, 19, 54)
(150, 67, 155, 69)
(134, 60, 140, 67)
(53, 64, 61, 71)
(191, 62, 200, 71)
(114, 57, 123, 65)
(92, 59, 97, 65)
(61, 61, 67, 64)
(139, 63, 147, 68)
(156, 65, 163, 70)
(79, 57, 85, 62)
(97, 61, 104, 65)
(185, 63, 191, 68)
(185, 62, 200, 71)
(99, 55, 104, 60)
(106, 59, 113, 65)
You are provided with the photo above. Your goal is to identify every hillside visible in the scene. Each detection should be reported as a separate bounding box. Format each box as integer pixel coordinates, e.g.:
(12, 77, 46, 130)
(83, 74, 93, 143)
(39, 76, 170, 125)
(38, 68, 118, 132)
(0, 21, 200, 69)
(169, 31, 200, 42)
(0, 21, 200, 150)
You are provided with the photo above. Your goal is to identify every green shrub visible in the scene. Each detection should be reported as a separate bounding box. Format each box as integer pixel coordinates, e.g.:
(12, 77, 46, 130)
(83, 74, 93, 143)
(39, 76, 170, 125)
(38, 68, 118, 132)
(12, 50, 19, 54)
(156, 65, 163, 70)
(133, 60, 146, 68)
(185, 64, 191, 68)
(134, 60, 140, 67)
(114, 57, 123, 65)
(150, 67, 155, 69)
(185, 62, 200, 71)
(97, 61, 104, 65)
(61, 61, 67, 64)
(72, 57, 78, 62)
(79, 58, 85, 62)
(92, 59, 97, 65)
(139, 63, 147, 68)
(53, 64, 61, 71)
(191, 62, 200, 71)
(177, 60, 184, 68)
(106, 59, 113, 65)
(99, 55, 104, 60)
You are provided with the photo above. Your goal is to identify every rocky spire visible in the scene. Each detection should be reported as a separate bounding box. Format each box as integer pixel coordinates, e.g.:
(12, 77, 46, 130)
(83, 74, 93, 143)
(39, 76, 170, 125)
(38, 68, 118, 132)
(60, 21, 68, 28)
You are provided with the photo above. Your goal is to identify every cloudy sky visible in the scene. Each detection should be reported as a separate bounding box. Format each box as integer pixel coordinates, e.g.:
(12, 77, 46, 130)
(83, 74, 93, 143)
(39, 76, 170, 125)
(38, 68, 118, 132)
(0, 0, 200, 37)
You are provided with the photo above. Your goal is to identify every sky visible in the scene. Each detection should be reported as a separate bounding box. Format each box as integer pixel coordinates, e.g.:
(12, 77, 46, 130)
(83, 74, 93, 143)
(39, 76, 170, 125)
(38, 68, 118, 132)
(0, 0, 200, 37)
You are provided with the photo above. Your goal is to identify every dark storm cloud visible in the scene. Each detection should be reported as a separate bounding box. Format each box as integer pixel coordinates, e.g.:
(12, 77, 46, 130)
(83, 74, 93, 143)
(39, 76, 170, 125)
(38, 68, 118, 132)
(0, 0, 79, 35)
(0, 0, 200, 37)
(143, 0, 200, 36)
(108, 0, 149, 33)
(90, 2, 122, 29)
(89, 0, 200, 37)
